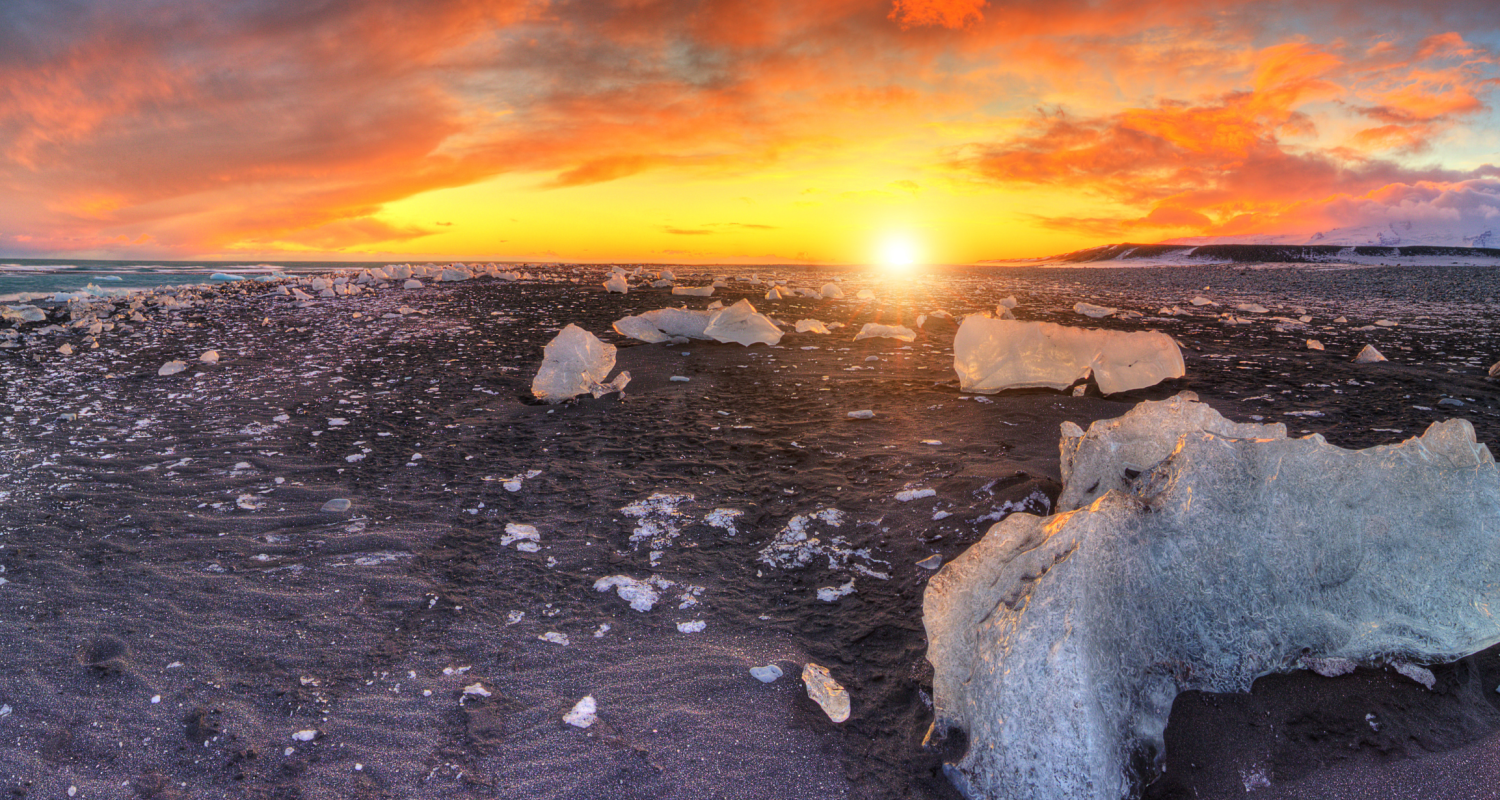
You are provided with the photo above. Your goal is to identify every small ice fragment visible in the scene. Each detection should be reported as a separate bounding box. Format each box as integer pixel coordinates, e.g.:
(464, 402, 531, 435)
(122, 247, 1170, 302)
(917, 554, 943, 570)
(501, 523, 540, 548)
(817, 581, 855, 602)
(847, 410, 875, 419)
(1306, 339, 1324, 351)
(1353, 345, 1387, 363)
(921, 439, 942, 445)
(1235, 303, 1268, 314)
(235, 494, 264, 511)
(539, 632, 570, 645)
(670, 376, 690, 382)
(345, 454, 364, 462)
(1073, 302, 1116, 318)
(932, 510, 951, 520)
(802, 663, 850, 723)
(594, 623, 611, 638)
(462, 682, 491, 698)
(1303, 657, 1356, 677)
(503, 479, 522, 492)
(199, 350, 219, 364)
(1374, 319, 1397, 327)
(0, 705, 10, 717)
(594, 575, 660, 612)
(896, 488, 936, 502)
(292, 729, 318, 742)
(157, 360, 187, 376)
(677, 620, 706, 633)
(321, 498, 352, 513)
(751, 664, 784, 683)
(1393, 662, 1436, 690)
(56, 343, 74, 355)
(506, 610, 524, 625)
(564, 696, 598, 728)
(1189, 296, 1216, 307)
(1439, 398, 1464, 407)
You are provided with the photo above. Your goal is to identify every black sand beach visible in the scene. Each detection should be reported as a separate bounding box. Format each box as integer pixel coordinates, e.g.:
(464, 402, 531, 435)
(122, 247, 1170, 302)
(4, 264, 1500, 799)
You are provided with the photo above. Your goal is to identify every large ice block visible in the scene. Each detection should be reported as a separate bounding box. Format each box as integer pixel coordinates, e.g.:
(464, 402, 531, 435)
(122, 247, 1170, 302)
(531, 324, 623, 402)
(952, 316, 1183, 395)
(925, 395, 1500, 800)
(703, 299, 782, 346)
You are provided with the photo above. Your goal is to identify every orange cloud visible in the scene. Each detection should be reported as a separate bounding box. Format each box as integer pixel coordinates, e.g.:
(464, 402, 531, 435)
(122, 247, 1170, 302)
(890, 0, 988, 29)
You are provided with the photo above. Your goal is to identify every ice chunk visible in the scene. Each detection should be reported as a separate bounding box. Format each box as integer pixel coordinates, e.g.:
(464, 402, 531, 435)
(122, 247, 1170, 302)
(819, 283, 844, 299)
(847, 410, 875, 419)
(564, 696, 598, 728)
(1235, 303, 1268, 314)
(640, 307, 714, 339)
(403, 279, 423, 289)
(2, 305, 47, 323)
(321, 498, 352, 513)
(854, 323, 916, 342)
(750, 664, 783, 683)
(501, 523, 540, 548)
(856, 289, 875, 301)
(1353, 344, 1387, 363)
(795, 319, 831, 334)
(676, 620, 706, 633)
(953, 317, 1184, 396)
(157, 360, 188, 376)
(895, 488, 936, 502)
(1073, 302, 1116, 318)
(1306, 339, 1324, 351)
(802, 663, 850, 723)
(659, 269, 675, 281)
(593, 575, 661, 612)
(817, 580, 855, 602)
(439, 268, 470, 282)
(1189, 296, 1216, 306)
(925, 399, 1500, 800)
(56, 343, 74, 355)
(764, 286, 787, 300)
(199, 350, 219, 364)
(531, 324, 623, 403)
(672, 285, 715, 297)
(1056, 392, 1286, 512)
(703, 299, 782, 346)
(603, 275, 629, 293)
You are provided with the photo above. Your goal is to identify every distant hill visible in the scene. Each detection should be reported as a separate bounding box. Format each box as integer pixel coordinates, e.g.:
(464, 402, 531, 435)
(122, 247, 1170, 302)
(980, 220, 1500, 265)
(1163, 221, 1496, 249)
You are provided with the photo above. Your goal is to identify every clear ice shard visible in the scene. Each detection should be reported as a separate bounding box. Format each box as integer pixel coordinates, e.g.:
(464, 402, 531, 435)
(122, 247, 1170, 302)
(531, 324, 624, 403)
(801, 663, 850, 723)
(924, 393, 1500, 800)
(854, 323, 917, 342)
(952, 316, 1184, 395)
(703, 299, 782, 346)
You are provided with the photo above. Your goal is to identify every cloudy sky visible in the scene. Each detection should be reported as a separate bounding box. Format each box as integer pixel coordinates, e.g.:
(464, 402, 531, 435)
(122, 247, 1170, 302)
(2, 0, 1497, 262)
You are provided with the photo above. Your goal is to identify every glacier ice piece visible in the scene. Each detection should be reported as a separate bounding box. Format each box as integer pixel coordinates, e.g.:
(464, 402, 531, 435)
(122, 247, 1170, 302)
(612, 314, 671, 343)
(593, 575, 661, 612)
(1189, 296, 1216, 306)
(802, 663, 850, 723)
(1073, 302, 1116, 318)
(603, 275, 629, 293)
(199, 350, 219, 364)
(1235, 303, 1268, 313)
(925, 398, 1500, 800)
(821, 283, 845, 299)
(641, 307, 714, 340)
(998, 296, 1018, 309)
(795, 319, 831, 334)
(157, 360, 188, 376)
(703, 299, 782, 346)
(672, 285, 714, 297)
(854, 323, 916, 342)
(750, 664, 783, 683)
(1307, 339, 1324, 350)
(1057, 392, 1285, 511)
(564, 695, 598, 727)
(1353, 344, 1387, 363)
(765, 286, 787, 300)
(856, 289, 875, 300)
(531, 324, 623, 403)
(953, 316, 1184, 396)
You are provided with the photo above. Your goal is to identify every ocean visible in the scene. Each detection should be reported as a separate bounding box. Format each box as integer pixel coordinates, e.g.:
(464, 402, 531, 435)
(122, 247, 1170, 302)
(0, 258, 395, 302)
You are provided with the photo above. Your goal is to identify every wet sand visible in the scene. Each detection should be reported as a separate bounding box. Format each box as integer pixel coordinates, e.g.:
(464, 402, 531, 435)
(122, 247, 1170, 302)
(2, 265, 1499, 799)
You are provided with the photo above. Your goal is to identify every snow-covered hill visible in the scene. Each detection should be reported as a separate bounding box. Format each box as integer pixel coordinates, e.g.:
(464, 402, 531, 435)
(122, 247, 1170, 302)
(1164, 221, 1495, 249)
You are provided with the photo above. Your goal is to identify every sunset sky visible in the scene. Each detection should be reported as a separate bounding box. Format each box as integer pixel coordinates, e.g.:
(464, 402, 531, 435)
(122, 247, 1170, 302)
(2, 0, 1497, 264)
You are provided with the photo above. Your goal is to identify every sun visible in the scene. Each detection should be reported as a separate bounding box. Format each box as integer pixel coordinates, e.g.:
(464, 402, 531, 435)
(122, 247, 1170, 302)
(876, 234, 921, 273)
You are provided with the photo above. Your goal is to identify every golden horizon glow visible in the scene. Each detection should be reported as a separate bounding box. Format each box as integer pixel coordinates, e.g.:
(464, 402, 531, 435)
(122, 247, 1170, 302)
(1, 2, 1497, 262)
